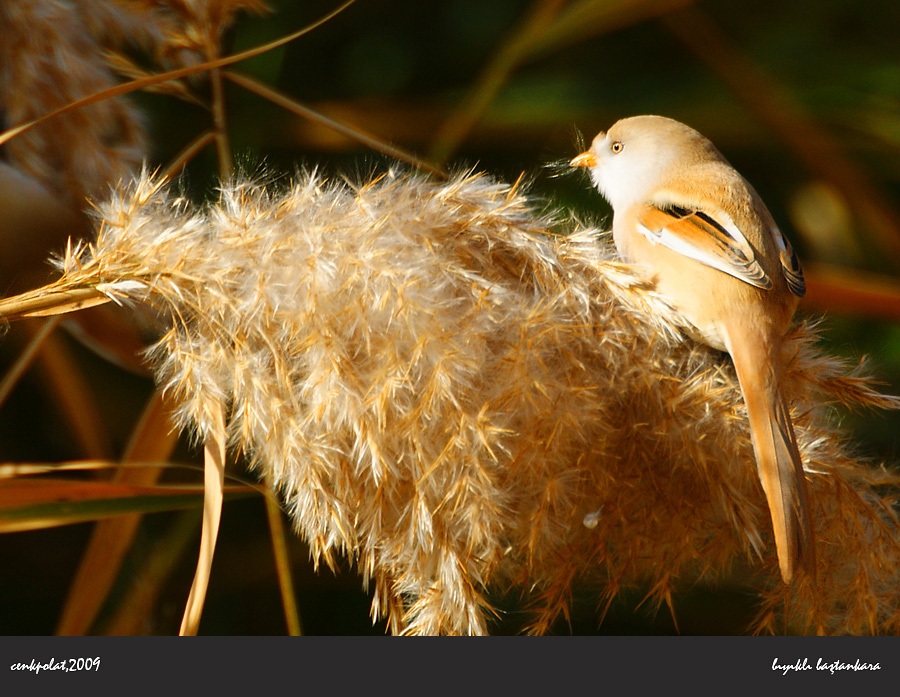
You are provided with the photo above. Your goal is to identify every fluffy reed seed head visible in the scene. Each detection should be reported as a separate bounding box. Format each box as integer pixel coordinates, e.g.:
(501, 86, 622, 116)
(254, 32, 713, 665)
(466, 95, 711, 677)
(50, 168, 900, 635)
(0, 0, 265, 205)
(0, 0, 148, 204)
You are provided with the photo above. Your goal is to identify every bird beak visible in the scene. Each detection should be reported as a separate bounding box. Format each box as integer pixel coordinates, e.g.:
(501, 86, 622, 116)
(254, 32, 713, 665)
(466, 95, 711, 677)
(570, 151, 596, 168)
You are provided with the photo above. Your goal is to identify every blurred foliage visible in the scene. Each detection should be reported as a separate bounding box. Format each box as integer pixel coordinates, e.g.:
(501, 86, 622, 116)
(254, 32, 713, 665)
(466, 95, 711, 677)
(1, 0, 899, 634)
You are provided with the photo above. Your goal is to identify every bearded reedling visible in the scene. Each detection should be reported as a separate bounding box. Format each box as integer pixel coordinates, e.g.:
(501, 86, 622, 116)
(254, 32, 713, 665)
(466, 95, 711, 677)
(572, 115, 814, 583)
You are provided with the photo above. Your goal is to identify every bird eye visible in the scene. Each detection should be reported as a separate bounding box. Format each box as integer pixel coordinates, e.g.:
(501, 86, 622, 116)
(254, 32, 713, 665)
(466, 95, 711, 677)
(611, 141, 623, 154)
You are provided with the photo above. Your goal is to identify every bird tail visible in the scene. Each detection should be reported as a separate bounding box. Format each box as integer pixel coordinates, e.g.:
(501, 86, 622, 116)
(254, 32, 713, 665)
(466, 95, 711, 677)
(726, 329, 815, 584)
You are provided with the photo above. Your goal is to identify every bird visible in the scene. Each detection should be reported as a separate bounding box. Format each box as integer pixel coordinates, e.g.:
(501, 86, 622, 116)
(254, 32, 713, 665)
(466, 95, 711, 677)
(570, 114, 814, 584)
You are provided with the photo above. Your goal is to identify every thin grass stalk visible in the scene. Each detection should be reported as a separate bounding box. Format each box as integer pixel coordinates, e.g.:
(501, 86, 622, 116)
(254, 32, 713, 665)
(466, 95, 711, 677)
(0, 317, 60, 410)
(161, 131, 218, 183)
(210, 67, 234, 180)
(264, 495, 303, 635)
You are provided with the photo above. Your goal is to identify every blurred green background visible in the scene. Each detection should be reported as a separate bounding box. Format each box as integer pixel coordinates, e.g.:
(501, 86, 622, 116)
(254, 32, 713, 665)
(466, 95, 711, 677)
(1, 0, 899, 634)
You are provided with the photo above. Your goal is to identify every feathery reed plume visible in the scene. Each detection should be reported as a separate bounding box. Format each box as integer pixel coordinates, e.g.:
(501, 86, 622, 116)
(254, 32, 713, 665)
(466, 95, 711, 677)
(5, 168, 899, 635)
(0, 0, 147, 204)
(96, 0, 269, 85)
(154, 0, 269, 51)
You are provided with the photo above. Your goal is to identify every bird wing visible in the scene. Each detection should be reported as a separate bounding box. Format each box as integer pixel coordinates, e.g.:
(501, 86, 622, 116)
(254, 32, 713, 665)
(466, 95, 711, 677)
(635, 202, 773, 290)
(770, 226, 806, 298)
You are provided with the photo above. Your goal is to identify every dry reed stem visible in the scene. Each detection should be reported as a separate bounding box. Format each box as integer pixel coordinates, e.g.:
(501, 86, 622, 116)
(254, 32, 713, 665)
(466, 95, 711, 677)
(0, 318, 60, 410)
(2, 168, 898, 635)
(179, 400, 226, 636)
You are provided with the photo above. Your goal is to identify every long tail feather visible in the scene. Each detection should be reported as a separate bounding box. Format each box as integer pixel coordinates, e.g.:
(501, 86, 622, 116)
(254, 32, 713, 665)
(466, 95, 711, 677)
(726, 329, 815, 583)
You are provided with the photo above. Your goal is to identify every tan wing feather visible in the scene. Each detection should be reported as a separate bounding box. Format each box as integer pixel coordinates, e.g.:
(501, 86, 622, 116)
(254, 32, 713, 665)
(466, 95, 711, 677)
(636, 203, 772, 290)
